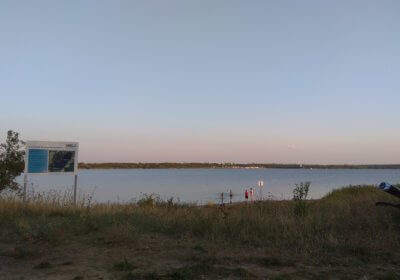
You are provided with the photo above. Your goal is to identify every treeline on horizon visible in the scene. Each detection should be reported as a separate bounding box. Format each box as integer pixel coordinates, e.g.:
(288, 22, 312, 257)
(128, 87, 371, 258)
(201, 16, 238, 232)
(78, 162, 400, 170)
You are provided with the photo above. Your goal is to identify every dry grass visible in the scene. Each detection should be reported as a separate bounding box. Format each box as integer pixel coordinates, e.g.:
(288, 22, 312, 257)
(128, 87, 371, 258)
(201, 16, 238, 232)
(1, 185, 400, 279)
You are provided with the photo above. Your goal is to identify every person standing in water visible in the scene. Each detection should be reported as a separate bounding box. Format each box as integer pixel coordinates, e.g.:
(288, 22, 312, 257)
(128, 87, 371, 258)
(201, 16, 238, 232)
(245, 189, 249, 202)
(229, 190, 233, 204)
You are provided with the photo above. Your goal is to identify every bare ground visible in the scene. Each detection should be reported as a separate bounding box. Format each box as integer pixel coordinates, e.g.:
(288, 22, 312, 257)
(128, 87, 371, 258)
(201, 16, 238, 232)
(1, 234, 400, 280)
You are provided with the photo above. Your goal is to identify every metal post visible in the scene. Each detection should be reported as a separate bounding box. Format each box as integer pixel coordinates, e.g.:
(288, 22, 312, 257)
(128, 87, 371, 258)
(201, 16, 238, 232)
(73, 174, 78, 206)
(23, 174, 28, 204)
(258, 180, 264, 201)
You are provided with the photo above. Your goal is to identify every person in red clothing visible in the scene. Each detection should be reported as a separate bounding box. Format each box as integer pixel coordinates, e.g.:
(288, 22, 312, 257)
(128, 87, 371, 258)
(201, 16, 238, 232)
(245, 189, 249, 201)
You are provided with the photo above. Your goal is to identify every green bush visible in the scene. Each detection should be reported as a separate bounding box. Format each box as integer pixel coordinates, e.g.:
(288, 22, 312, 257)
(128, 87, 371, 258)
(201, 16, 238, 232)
(293, 182, 310, 217)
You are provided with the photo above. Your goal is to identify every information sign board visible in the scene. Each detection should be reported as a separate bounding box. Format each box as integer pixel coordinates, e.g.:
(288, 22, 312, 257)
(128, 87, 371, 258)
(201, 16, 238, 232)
(24, 141, 79, 174)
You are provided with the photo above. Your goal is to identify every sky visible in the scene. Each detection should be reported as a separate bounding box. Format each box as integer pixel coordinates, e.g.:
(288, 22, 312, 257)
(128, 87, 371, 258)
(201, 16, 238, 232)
(1, 0, 399, 164)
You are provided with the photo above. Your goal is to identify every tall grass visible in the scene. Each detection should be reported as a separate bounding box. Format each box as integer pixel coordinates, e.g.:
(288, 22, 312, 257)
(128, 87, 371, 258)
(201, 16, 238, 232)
(1, 185, 400, 261)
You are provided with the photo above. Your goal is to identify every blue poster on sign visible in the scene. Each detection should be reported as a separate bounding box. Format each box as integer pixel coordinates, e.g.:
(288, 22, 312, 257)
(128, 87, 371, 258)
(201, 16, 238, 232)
(28, 149, 48, 173)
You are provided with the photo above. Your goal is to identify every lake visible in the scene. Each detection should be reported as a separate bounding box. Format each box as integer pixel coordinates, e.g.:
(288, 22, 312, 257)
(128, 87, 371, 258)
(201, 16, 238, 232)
(20, 168, 400, 204)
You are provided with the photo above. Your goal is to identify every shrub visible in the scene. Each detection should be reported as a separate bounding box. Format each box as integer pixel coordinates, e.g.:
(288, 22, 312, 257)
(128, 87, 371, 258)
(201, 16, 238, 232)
(293, 182, 310, 201)
(293, 182, 311, 217)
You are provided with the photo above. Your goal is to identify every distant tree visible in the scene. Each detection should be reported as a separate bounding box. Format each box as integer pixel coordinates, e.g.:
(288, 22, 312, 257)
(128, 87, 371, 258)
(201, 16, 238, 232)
(0, 130, 25, 193)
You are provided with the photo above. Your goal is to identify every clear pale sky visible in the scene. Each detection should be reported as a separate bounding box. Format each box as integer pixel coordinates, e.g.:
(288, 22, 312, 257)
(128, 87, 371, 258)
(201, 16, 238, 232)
(1, 0, 399, 164)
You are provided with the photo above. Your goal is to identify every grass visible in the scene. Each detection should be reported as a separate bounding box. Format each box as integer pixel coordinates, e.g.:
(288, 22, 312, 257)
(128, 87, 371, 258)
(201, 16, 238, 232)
(113, 258, 136, 271)
(33, 261, 52, 269)
(1, 185, 400, 279)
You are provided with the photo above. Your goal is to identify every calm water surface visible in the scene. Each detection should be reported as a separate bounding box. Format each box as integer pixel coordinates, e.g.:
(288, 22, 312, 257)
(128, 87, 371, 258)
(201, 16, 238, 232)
(21, 169, 400, 204)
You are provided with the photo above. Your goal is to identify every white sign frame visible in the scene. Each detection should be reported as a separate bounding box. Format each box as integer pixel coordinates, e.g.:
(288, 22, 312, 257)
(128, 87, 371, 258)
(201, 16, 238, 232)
(24, 141, 79, 175)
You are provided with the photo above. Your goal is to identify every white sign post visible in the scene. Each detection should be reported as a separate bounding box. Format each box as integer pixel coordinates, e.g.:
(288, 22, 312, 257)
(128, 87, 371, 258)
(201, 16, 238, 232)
(24, 141, 79, 205)
(258, 180, 264, 201)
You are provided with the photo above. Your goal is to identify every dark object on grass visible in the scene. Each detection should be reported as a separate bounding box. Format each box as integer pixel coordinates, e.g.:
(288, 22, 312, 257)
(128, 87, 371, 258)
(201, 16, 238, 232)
(376, 182, 400, 209)
(379, 182, 400, 198)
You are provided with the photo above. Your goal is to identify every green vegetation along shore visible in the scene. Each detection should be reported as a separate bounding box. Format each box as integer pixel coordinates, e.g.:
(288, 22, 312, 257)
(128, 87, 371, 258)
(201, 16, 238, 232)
(1, 185, 400, 279)
(78, 162, 400, 169)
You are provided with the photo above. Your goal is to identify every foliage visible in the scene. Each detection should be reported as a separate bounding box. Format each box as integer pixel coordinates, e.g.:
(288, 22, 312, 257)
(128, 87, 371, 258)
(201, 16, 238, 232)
(1, 185, 399, 249)
(293, 181, 311, 217)
(1, 185, 400, 278)
(137, 193, 161, 208)
(0, 130, 25, 193)
(78, 162, 400, 169)
(293, 182, 310, 201)
(323, 185, 382, 201)
(137, 193, 179, 208)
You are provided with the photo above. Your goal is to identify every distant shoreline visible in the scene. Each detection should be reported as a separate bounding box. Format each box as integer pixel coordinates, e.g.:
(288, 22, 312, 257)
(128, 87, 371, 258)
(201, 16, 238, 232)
(78, 162, 400, 170)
